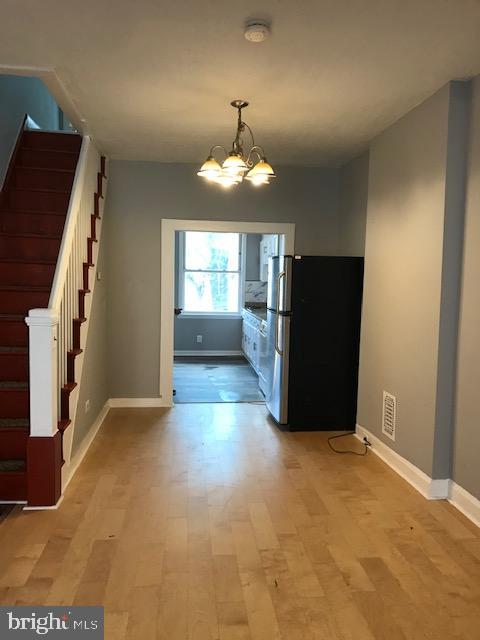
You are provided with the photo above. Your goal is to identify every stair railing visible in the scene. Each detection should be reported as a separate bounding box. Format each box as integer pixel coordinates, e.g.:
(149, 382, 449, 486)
(26, 136, 104, 470)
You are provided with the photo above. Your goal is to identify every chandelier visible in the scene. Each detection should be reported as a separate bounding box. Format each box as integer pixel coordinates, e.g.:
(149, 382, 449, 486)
(197, 100, 276, 188)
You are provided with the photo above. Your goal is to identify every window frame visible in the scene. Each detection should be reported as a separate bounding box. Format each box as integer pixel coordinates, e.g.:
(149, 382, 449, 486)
(178, 231, 246, 318)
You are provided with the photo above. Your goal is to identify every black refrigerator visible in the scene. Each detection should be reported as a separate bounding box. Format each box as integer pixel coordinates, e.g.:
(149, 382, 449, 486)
(265, 255, 364, 430)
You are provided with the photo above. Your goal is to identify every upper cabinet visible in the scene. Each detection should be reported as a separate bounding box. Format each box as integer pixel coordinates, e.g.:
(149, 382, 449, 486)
(259, 234, 279, 282)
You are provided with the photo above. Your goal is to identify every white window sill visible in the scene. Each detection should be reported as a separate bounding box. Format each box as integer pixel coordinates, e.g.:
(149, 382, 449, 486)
(178, 313, 242, 320)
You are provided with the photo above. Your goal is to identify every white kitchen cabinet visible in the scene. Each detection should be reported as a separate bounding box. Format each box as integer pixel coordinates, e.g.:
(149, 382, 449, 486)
(242, 309, 264, 374)
(259, 234, 279, 282)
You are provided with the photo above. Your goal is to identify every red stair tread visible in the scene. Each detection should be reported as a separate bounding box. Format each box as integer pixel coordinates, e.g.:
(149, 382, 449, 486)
(5, 188, 70, 197)
(0, 257, 56, 264)
(0, 284, 50, 291)
(20, 147, 78, 155)
(0, 208, 68, 216)
(0, 128, 85, 503)
(0, 231, 62, 239)
(15, 166, 75, 174)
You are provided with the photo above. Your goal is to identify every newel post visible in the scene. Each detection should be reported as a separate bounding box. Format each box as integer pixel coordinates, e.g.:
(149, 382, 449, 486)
(25, 309, 62, 507)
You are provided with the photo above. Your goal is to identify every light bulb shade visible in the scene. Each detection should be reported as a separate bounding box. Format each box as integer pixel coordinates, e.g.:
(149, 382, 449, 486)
(245, 159, 276, 180)
(197, 156, 222, 179)
(248, 175, 270, 186)
(222, 153, 248, 176)
(211, 172, 242, 187)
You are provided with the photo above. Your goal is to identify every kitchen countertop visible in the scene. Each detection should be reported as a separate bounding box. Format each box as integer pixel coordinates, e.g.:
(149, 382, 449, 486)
(243, 306, 267, 324)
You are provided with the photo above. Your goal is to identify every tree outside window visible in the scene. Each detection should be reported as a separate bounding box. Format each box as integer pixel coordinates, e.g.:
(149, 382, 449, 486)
(181, 232, 242, 313)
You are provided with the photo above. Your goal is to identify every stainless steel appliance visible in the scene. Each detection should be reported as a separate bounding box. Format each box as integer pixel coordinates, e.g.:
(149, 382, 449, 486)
(266, 255, 364, 430)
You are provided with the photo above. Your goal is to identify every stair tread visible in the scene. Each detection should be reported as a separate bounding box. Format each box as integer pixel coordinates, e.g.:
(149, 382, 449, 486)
(0, 284, 50, 291)
(0, 257, 57, 264)
(68, 348, 83, 356)
(24, 130, 80, 138)
(20, 146, 79, 156)
(0, 382, 28, 389)
(63, 382, 77, 392)
(0, 231, 62, 239)
(15, 166, 75, 175)
(6, 186, 70, 195)
(0, 314, 25, 321)
(0, 460, 26, 472)
(0, 208, 67, 217)
(0, 418, 29, 429)
(0, 346, 27, 353)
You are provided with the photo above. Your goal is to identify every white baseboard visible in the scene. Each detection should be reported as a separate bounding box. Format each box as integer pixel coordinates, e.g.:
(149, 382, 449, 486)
(23, 495, 64, 511)
(355, 424, 449, 500)
(448, 481, 480, 528)
(61, 401, 110, 493)
(108, 398, 172, 408)
(174, 350, 243, 357)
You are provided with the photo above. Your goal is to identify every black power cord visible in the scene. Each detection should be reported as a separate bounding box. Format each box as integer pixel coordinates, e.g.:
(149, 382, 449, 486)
(327, 432, 370, 456)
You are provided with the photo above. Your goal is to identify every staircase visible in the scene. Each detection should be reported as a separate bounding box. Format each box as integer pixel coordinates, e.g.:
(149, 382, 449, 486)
(0, 129, 82, 501)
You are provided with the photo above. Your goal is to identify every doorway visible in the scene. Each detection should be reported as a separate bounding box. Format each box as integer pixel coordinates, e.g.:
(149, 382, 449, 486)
(159, 219, 295, 405)
(173, 229, 277, 403)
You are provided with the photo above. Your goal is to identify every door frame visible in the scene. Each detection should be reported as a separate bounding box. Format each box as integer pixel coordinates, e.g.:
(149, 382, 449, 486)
(159, 219, 295, 404)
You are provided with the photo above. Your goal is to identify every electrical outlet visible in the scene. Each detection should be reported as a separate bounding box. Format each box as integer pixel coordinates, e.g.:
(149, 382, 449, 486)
(196, 335, 203, 343)
(85, 399, 90, 414)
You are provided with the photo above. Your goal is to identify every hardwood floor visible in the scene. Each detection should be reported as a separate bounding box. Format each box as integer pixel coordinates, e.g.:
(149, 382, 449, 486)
(0, 403, 479, 639)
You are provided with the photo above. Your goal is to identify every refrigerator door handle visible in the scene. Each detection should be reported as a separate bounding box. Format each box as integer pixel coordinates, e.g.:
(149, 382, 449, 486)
(275, 271, 285, 355)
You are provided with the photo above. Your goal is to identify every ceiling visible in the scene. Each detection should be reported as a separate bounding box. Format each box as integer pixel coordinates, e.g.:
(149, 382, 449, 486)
(2, 0, 480, 167)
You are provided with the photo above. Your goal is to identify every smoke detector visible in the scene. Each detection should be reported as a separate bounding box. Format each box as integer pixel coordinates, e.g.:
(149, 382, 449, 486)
(244, 21, 270, 43)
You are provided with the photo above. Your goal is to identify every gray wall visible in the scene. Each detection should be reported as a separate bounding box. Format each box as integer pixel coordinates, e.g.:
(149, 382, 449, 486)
(174, 317, 242, 353)
(357, 83, 467, 478)
(106, 161, 340, 397)
(338, 152, 369, 256)
(452, 76, 480, 500)
(245, 234, 261, 280)
(0, 75, 61, 186)
(72, 236, 109, 455)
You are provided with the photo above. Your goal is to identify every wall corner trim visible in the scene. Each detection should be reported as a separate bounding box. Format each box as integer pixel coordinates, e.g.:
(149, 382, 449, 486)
(448, 481, 480, 528)
(355, 424, 449, 500)
(108, 398, 173, 408)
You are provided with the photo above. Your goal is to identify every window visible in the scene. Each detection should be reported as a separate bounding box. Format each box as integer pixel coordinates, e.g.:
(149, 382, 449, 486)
(179, 231, 244, 315)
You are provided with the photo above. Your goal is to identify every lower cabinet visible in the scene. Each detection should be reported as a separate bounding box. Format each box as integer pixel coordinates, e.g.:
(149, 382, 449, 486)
(242, 311, 263, 374)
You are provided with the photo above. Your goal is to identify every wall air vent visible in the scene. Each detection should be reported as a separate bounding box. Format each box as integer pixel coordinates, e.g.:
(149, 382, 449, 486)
(382, 391, 396, 441)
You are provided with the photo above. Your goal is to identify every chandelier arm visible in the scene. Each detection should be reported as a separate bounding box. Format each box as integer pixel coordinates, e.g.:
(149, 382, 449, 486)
(246, 145, 266, 166)
(242, 122, 256, 149)
(209, 144, 228, 159)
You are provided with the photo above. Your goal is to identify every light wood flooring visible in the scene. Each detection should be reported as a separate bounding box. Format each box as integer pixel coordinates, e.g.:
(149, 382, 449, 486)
(0, 403, 479, 639)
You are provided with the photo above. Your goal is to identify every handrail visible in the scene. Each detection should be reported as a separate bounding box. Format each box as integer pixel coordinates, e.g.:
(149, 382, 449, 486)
(49, 136, 91, 311)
